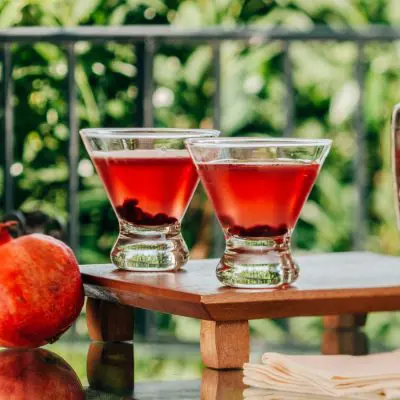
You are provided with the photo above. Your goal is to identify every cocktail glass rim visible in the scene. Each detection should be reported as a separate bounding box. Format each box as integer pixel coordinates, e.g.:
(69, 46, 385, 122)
(185, 137, 332, 148)
(80, 128, 220, 139)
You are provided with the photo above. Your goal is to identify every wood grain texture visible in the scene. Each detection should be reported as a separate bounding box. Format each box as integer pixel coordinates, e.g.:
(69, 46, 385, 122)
(201, 369, 246, 400)
(200, 320, 249, 369)
(323, 313, 368, 330)
(321, 329, 369, 356)
(81, 252, 400, 321)
(86, 298, 134, 341)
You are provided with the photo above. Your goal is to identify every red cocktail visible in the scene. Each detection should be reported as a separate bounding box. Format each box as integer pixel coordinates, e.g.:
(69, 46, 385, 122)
(186, 138, 331, 288)
(93, 150, 198, 226)
(80, 128, 220, 271)
(197, 161, 319, 238)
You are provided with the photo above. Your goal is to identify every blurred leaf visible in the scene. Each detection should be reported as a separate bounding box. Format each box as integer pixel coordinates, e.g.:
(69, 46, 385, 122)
(329, 81, 359, 125)
(76, 64, 100, 126)
(110, 60, 136, 77)
(79, 188, 108, 211)
(34, 43, 64, 62)
(0, 0, 24, 28)
(183, 46, 212, 87)
(106, 99, 125, 118)
(174, 316, 199, 342)
(129, 0, 167, 13)
(174, 1, 203, 26)
(109, 4, 129, 25)
(71, 0, 101, 25)
(365, 67, 386, 128)
(293, 0, 368, 25)
(21, 199, 67, 220)
(386, 0, 400, 24)
(250, 319, 287, 344)
(254, 8, 313, 27)
(79, 247, 109, 264)
(154, 55, 181, 86)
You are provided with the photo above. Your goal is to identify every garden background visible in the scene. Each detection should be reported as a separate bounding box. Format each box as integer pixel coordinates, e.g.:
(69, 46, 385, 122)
(1, 0, 400, 379)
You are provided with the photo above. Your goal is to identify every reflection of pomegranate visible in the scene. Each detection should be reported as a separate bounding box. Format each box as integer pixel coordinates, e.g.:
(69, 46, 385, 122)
(0, 222, 84, 348)
(0, 349, 84, 399)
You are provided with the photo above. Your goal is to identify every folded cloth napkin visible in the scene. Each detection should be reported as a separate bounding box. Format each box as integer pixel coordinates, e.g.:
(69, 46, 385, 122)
(243, 387, 378, 399)
(243, 352, 400, 399)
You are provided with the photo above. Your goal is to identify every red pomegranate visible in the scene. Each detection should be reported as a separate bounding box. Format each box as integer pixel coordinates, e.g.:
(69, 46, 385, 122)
(0, 222, 84, 348)
(0, 348, 84, 399)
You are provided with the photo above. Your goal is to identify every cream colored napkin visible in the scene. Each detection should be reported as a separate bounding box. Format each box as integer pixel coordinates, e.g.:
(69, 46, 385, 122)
(243, 352, 400, 399)
(243, 387, 379, 399)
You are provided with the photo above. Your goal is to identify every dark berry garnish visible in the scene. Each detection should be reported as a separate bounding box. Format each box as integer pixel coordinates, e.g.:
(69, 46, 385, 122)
(123, 198, 138, 208)
(228, 223, 288, 237)
(219, 215, 234, 226)
(273, 224, 288, 236)
(229, 225, 244, 236)
(154, 213, 169, 225)
(131, 207, 144, 223)
(245, 225, 273, 237)
(141, 212, 153, 224)
(116, 199, 177, 226)
(166, 216, 178, 224)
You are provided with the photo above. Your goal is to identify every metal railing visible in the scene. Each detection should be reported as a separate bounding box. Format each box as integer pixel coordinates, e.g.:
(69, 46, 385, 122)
(1, 24, 396, 254)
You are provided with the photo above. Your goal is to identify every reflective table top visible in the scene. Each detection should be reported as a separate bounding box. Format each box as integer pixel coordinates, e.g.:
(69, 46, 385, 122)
(1, 315, 398, 399)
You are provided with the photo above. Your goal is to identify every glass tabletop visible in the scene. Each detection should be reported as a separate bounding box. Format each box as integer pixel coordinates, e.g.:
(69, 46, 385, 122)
(1, 315, 398, 400)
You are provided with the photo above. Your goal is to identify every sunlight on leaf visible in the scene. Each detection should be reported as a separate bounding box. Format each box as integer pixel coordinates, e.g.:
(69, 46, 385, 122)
(174, 1, 203, 26)
(71, 0, 101, 25)
(34, 43, 64, 62)
(183, 46, 212, 87)
(76, 64, 100, 126)
(109, 4, 128, 25)
(329, 81, 359, 125)
(0, 0, 24, 27)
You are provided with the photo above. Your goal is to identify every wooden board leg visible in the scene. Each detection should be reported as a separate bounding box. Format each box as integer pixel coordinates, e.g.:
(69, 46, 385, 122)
(87, 342, 134, 395)
(321, 329, 369, 355)
(86, 298, 134, 342)
(200, 320, 249, 370)
(322, 313, 369, 355)
(323, 313, 368, 330)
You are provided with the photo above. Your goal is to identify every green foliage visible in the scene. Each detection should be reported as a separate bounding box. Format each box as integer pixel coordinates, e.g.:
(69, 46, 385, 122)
(1, 0, 400, 343)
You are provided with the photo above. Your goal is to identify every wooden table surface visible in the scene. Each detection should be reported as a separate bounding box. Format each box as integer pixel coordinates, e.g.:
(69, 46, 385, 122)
(81, 252, 400, 321)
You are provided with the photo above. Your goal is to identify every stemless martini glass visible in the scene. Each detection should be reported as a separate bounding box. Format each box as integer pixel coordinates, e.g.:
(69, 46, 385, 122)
(80, 128, 220, 271)
(186, 137, 331, 288)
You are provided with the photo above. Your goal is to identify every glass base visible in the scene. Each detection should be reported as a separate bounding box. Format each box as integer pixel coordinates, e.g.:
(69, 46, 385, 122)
(216, 234, 299, 288)
(111, 220, 189, 271)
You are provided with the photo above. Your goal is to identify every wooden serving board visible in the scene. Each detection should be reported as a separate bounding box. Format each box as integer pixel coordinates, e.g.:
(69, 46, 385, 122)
(81, 252, 400, 369)
(81, 252, 400, 320)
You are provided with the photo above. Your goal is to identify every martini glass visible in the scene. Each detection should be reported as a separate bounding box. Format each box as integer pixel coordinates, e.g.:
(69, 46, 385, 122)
(186, 137, 331, 288)
(80, 128, 220, 271)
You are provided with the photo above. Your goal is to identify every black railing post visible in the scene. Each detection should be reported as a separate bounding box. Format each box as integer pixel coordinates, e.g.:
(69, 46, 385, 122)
(136, 38, 155, 127)
(135, 37, 157, 341)
(212, 41, 221, 131)
(66, 42, 79, 254)
(353, 41, 367, 250)
(1, 43, 14, 213)
(283, 41, 294, 137)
